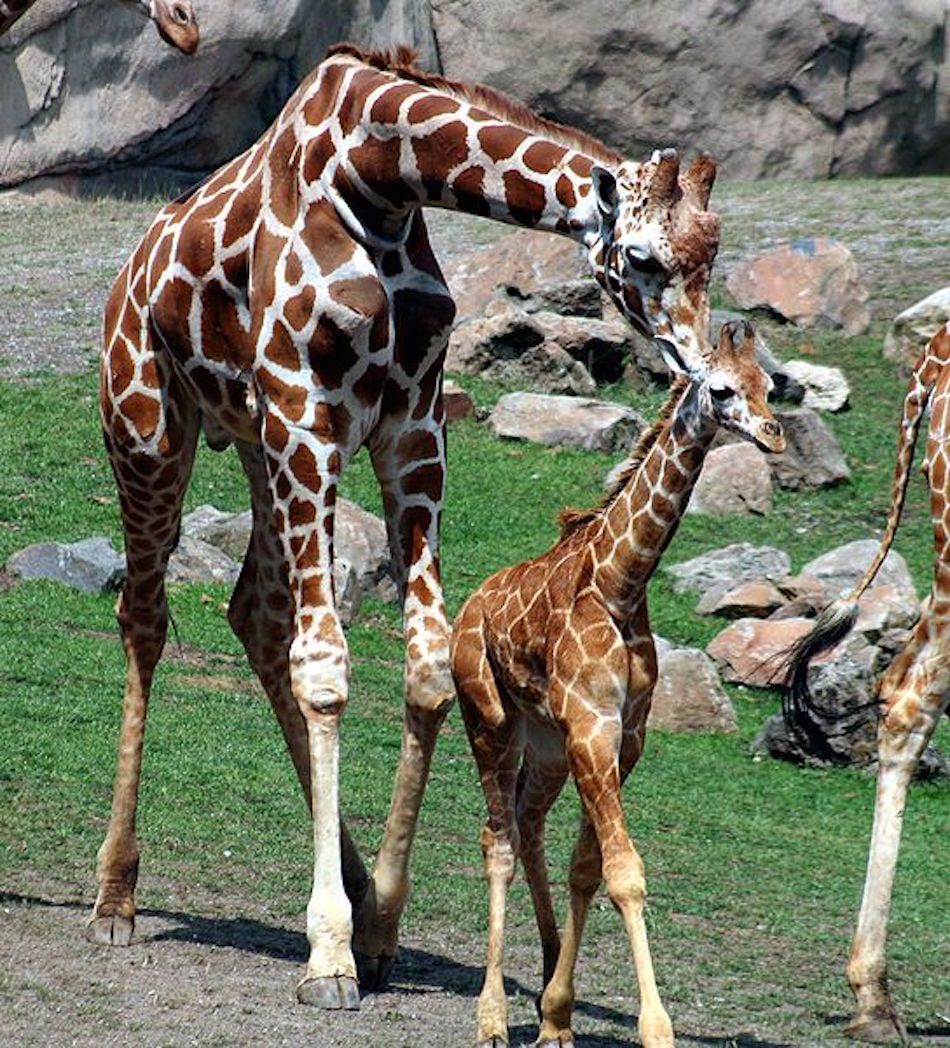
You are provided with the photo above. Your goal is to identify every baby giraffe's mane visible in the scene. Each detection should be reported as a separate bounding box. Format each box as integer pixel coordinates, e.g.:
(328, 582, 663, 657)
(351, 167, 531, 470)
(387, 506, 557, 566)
(557, 376, 691, 539)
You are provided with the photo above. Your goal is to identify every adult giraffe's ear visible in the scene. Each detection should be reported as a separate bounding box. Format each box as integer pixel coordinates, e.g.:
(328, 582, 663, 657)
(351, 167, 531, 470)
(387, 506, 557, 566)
(591, 166, 618, 226)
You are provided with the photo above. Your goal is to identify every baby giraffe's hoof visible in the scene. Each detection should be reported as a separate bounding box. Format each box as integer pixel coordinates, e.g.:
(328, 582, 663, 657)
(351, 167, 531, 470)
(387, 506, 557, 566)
(85, 914, 134, 947)
(536, 1038, 574, 1048)
(355, 949, 396, 992)
(475, 1039, 509, 1048)
(296, 974, 361, 1010)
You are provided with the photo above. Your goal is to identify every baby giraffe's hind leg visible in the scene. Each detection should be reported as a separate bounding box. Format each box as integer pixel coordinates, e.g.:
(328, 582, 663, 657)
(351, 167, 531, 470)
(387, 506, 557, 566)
(454, 609, 523, 1048)
(516, 753, 568, 991)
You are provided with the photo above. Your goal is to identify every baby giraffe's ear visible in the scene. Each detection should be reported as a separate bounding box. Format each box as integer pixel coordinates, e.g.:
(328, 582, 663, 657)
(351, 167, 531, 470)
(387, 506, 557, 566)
(591, 165, 618, 224)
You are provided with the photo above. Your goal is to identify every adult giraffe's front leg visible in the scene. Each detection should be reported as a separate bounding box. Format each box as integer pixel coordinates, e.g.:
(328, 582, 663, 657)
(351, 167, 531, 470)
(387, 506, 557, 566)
(354, 384, 455, 987)
(846, 627, 948, 1044)
(261, 410, 360, 1009)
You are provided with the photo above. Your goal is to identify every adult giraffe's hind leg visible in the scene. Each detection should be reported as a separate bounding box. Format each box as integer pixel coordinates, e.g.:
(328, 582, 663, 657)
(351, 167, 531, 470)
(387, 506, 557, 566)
(88, 350, 200, 947)
(353, 382, 455, 989)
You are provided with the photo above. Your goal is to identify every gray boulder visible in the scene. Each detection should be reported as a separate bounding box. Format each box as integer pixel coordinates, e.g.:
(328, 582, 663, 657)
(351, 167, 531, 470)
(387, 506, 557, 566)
(490, 392, 644, 453)
(687, 443, 773, 517)
(666, 543, 791, 596)
(6, 536, 125, 594)
(782, 360, 850, 412)
(4, 2, 948, 189)
(753, 630, 949, 778)
(763, 406, 850, 490)
(800, 539, 916, 601)
(883, 288, 950, 371)
(649, 637, 737, 734)
(166, 535, 241, 584)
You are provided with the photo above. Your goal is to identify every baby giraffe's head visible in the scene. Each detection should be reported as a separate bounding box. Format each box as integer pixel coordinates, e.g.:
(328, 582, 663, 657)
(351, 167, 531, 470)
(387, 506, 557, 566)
(698, 320, 785, 454)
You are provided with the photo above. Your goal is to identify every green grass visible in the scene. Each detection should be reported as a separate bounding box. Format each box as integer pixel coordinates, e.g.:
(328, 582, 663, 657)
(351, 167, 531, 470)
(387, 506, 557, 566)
(1, 182, 949, 1044)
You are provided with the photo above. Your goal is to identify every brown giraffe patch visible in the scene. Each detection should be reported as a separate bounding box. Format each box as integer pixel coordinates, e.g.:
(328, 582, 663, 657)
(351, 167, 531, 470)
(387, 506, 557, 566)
(503, 169, 545, 226)
(476, 123, 526, 163)
(285, 286, 316, 332)
(307, 314, 359, 391)
(411, 120, 471, 178)
(300, 200, 356, 276)
(368, 82, 423, 125)
(523, 141, 568, 174)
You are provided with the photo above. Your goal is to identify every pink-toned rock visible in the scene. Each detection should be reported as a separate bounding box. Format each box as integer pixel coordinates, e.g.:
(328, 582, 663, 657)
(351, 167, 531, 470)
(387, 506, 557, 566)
(696, 579, 788, 619)
(706, 617, 813, 687)
(648, 646, 737, 733)
(443, 380, 475, 422)
(854, 584, 921, 641)
(442, 230, 589, 321)
(726, 238, 870, 336)
(771, 573, 829, 619)
(687, 443, 773, 517)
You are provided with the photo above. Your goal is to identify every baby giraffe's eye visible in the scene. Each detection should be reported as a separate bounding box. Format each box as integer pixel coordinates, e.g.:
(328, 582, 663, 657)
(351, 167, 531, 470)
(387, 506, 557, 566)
(709, 384, 735, 402)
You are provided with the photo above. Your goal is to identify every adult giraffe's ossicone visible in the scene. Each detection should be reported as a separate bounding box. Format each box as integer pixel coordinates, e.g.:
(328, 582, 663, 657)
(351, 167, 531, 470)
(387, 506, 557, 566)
(0, 0, 198, 54)
(89, 43, 721, 1009)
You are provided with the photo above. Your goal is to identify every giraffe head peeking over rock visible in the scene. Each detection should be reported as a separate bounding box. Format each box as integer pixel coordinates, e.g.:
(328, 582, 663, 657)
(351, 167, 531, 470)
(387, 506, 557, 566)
(0, 0, 198, 53)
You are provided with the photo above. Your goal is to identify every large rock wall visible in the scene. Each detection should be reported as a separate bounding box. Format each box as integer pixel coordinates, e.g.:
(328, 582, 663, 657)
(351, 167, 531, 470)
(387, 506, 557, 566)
(1, 0, 947, 189)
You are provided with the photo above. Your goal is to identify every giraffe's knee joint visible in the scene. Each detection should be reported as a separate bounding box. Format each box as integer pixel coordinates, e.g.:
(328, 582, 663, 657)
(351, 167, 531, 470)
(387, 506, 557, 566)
(603, 853, 646, 910)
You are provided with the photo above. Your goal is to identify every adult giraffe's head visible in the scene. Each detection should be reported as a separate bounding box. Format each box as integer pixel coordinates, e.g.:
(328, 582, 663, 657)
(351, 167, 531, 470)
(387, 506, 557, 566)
(125, 0, 199, 54)
(590, 149, 720, 380)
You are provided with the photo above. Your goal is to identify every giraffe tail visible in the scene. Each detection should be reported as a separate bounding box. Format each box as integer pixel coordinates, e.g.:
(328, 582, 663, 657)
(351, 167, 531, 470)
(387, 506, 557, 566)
(783, 337, 944, 762)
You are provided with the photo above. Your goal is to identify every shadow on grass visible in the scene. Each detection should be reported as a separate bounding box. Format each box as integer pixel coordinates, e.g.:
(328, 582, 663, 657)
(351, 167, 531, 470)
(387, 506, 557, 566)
(5, 891, 807, 1047)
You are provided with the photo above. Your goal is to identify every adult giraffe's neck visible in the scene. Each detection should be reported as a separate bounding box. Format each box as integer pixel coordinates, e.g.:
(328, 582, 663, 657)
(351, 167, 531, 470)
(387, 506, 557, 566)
(316, 56, 611, 249)
(592, 387, 717, 612)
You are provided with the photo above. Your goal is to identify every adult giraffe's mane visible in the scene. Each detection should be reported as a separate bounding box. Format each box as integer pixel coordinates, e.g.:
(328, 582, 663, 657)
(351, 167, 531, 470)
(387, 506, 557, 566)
(557, 376, 691, 539)
(328, 43, 624, 168)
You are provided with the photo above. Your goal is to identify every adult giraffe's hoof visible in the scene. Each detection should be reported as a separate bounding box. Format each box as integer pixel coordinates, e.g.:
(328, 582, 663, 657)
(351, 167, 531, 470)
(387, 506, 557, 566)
(85, 914, 134, 946)
(354, 949, 396, 991)
(536, 1038, 575, 1048)
(846, 1012, 908, 1045)
(296, 974, 361, 1010)
(475, 1038, 510, 1048)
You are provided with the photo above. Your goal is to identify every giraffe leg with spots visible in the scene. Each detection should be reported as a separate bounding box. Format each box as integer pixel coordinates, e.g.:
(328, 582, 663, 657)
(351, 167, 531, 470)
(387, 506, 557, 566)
(227, 441, 369, 907)
(846, 618, 949, 1044)
(354, 315, 456, 984)
(256, 404, 363, 1009)
(88, 340, 201, 946)
(454, 600, 526, 1048)
(537, 635, 665, 1048)
(516, 754, 569, 991)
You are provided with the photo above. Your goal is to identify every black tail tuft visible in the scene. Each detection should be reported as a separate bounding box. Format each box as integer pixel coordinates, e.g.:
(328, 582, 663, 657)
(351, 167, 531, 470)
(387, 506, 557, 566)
(782, 599, 863, 765)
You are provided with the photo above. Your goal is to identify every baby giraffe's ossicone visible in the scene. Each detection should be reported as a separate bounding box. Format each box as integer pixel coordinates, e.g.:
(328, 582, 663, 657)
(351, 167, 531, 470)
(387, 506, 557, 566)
(450, 320, 782, 1048)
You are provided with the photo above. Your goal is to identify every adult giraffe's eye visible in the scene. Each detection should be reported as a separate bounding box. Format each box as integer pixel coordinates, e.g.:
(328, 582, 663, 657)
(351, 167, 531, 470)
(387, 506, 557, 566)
(624, 248, 666, 277)
(710, 384, 734, 402)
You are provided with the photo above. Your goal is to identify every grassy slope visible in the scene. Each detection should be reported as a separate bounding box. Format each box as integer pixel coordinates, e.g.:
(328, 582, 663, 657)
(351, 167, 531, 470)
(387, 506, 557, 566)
(0, 181, 949, 1044)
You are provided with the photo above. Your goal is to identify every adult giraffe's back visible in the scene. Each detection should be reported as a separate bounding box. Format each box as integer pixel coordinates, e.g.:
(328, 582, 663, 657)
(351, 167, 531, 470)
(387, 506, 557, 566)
(92, 43, 722, 1008)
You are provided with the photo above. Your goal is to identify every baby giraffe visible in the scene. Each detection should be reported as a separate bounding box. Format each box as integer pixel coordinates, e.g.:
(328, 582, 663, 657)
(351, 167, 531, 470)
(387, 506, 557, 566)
(451, 320, 784, 1048)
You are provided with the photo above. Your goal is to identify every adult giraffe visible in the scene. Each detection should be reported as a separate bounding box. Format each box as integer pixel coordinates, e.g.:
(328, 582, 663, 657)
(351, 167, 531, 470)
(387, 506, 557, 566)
(786, 322, 950, 1043)
(0, 0, 198, 53)
(91, 43, 722, 1008)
